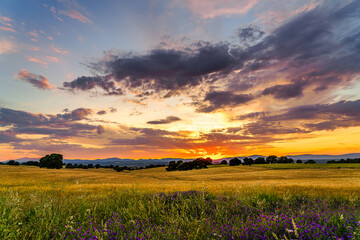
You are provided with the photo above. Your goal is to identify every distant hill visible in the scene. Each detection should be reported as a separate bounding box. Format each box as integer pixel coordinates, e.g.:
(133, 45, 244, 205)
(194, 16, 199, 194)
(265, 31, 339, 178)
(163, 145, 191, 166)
(2, 153, 360, 165)
(63, 158, 191, 167)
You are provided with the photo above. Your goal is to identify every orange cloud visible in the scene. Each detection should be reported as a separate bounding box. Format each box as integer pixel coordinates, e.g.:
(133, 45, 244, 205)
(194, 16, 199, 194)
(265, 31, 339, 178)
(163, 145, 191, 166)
(52, 45, 69, 55)
(27, 57, 48, 66)
(29, 31, 39, 38)
(178, 0, 258, 19)
(17, 70, 52, 90)
(59, 9, 92, 23)
(46, 56, 58, 62)
(1, 16, 12, 22)
(0, 39, 16, 55)
(0, 26, 16, 32)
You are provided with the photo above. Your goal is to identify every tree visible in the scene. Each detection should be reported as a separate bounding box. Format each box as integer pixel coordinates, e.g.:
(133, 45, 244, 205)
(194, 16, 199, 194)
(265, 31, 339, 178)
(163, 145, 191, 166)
(220, 160, 228, 165)
(243, 157, 254, 165)
(229, 158, 241, 166)
(22, 161, 39, 166)
(65, 163, 74, 168)
(95, 164, 101, 169)
(254, 157, 266, 164)
(39, 153, 63, 169)
(304, 160, 316, 164)
(296, 160, 302, 164)
(266, 155, 277, 164)
(7, 160, 20, 166)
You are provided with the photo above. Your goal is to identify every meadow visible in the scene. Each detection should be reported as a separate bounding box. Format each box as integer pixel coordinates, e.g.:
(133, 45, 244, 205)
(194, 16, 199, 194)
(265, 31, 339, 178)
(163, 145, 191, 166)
(1, 164, 359, 239)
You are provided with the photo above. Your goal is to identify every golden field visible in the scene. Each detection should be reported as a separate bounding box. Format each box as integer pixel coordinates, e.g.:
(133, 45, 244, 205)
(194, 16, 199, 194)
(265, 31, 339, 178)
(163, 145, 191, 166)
(1, 164, 360, 196)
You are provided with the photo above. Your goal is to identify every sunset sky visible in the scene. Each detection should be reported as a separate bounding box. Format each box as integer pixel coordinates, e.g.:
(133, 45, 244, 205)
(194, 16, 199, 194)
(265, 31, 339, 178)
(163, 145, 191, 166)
(0, 0, 360, 160)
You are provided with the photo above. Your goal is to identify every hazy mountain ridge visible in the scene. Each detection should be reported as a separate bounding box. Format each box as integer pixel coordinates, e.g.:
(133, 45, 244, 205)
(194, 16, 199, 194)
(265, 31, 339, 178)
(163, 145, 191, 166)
(3, 153, 360, 165)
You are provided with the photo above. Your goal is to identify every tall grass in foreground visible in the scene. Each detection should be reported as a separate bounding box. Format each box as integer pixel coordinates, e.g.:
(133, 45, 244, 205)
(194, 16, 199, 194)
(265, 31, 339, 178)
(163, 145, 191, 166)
(0, 188, 359, 239)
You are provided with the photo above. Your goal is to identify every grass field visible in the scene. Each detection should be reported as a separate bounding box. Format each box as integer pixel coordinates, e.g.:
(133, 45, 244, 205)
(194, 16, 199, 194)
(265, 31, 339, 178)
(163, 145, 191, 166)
(1, 164, 359, 239)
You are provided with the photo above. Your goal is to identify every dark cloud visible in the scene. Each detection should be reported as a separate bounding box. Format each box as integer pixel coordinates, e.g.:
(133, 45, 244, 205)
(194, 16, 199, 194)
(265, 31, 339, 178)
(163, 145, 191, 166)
(265, 100, 360, 122)
(64, 43, 245, 97)
(235, 112, 267, 121)
(196, 91, 254, 113)
(61, 1, 360, 112)
(147, 116, 181, 124)
(96, 125, 105, 134)
(237, 26, 265, 43)
(243, 121, 308, 136)
(109, 107, 117, 113)
(0, 107, 104, 141)
(262, 81, 307, 99)
(63, 76, 123, 95)
(240, 99, 360, 136)
(97, 110, 107, 115)
(0, 130, 21, 143)
(57, 108, 93, 121)
(17, 70, 52, 90)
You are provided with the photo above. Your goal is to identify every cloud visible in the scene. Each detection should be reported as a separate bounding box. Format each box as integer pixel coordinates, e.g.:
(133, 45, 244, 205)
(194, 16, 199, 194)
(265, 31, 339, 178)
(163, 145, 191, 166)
(65, 43, 244, 96)
(109, 107, 117, 113)
(262, 81, 307, 99)
(63, 1, 360, 113)
(0, 26, 16, 32)
(237, 25, 265, 43)
(58, 108, 93, 121)
(17, 70, 52, 90)
(147, 116, 181, 124)
(178, 0, 258, 19)
(97, 110, 107, 115)
(235, 111, 267, 121)
(63, 76, 123, 95)
(27, 57, 48, 67)
(240, 99, 360, 136)
(0, 107, 102, 141)
(58, 9, 92, 23)
(52, 45, 69, 55)
(96, 125, 105, 134)
(46, 56, 58, 62)
(196, 91, 254, 112)
(0, 130, 21, 143)
(0, 39, 16, 55)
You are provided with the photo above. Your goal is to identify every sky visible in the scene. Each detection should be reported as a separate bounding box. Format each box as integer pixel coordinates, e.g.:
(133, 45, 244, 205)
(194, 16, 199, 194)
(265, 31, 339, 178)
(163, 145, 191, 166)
(0, 0, 360, 160)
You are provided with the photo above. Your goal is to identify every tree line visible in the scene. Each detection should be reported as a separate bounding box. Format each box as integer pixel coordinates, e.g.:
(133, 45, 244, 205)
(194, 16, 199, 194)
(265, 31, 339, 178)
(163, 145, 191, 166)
(166, 157, 212, 171)
(225, 156, 318, 166)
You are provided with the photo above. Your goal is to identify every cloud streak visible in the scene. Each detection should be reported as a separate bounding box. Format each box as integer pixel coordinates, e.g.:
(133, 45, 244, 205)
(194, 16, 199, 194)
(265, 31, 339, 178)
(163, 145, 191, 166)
(147, 116, 181, 124)
(17, 70, 52, 90)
